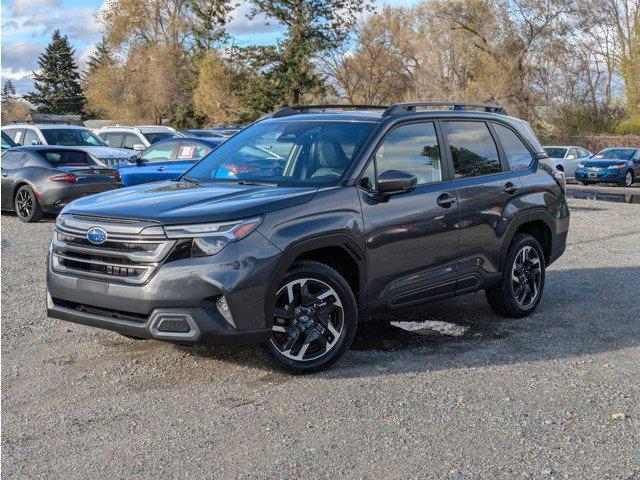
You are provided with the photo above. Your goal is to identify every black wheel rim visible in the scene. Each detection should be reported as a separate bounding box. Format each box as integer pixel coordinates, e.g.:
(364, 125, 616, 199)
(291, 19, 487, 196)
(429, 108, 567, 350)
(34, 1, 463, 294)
(511, 246, 542, 308)
(16, 189, 33, 219)
(270, 278, 344, 362)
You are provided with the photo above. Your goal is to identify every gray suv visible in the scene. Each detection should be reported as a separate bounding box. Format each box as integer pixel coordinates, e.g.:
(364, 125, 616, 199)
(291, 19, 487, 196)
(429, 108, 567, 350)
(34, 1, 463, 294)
(46, 103, 569, 373)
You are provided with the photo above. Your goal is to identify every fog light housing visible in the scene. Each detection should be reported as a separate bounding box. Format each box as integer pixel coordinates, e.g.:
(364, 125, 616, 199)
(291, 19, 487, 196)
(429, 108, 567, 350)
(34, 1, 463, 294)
(216, 296, 236, 329)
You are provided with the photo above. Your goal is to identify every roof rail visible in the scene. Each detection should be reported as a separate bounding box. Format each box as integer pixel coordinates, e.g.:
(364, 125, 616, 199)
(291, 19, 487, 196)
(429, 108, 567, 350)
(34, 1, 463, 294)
(271, 104, 388, 118)
(383, 102, 507, 117)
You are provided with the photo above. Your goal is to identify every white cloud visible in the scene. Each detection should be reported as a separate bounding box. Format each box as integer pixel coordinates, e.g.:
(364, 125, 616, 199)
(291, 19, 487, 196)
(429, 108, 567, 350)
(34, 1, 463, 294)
(10, 0, 61, 16)
(227, 3, 283, 36)
(1, 68, 34, 81)
(23, 8, 100, 42)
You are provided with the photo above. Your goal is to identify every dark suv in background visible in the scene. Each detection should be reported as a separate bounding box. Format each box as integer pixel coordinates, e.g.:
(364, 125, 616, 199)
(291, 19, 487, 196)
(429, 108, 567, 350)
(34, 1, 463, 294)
(46, 102, 569, 373)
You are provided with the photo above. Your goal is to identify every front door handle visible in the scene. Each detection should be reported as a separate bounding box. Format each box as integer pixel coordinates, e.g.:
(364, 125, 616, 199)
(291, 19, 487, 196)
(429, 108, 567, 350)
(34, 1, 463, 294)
(504, 182, 519, 195)
(436, 193, 456, 208)
(156, 166, 166, 172)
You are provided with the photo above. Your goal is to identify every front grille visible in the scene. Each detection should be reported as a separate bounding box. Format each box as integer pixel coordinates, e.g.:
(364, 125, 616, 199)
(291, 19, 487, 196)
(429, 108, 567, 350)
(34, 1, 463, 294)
(51, 214, 175, 284)
(52, 297, 148, 323)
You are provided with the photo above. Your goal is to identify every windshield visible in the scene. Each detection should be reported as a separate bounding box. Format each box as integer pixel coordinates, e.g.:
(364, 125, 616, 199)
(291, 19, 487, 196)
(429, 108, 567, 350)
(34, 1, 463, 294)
(592, 148, 635, 161)
(41, 128, 106, 147)
(544, 147, 567, 158)
(143, 132, 175, 144)
(184, 120, 375, 186)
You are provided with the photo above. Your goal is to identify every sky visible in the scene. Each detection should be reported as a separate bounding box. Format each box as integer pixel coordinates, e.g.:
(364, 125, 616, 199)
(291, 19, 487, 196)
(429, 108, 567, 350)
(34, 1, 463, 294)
(1, 0, 420, 95)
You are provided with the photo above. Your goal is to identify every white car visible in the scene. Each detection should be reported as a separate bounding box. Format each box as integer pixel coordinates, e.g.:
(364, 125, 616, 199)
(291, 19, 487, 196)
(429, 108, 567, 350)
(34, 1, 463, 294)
(94, 125, 180, 152)
(1, 124, 134, 167)
(542, 145, 592, 180)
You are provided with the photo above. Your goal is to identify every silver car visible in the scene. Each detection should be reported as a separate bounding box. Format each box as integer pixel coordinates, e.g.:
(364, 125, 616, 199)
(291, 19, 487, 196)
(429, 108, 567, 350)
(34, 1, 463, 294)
(542, 146, 592, 180)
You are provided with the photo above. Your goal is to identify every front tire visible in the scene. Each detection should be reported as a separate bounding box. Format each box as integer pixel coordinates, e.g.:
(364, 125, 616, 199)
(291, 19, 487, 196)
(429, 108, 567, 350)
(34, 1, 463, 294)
(14, 185, 43, 223)
(622, 170, 634, 187)
(485, 234, 545, 318)
(262, 261, 357, 374)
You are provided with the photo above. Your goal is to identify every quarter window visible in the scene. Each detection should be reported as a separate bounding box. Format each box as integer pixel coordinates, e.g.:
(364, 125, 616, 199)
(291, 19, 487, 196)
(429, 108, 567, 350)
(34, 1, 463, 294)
(22, 129, 40, 146)
(493, 123, 533, 170)
(442, 121, 501, 178)
(374, 122, 442, 185)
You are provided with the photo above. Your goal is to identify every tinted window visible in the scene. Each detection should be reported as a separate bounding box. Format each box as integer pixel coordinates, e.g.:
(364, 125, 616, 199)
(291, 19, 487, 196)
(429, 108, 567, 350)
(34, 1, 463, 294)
(543, 147, 567, 159)
(442, 121, 501, 178)
(41, 128, 106, 147)
(140, 141, 177, 162)
(40, 150, 92, 166)
(23, 129, 40, 146)
(1, 132, 16, 149)
(104, 132, 124, 148)
(143, 132, 175, 144)
(176, 142, 211, 160)
(123, 133, 141, 149)
(374, 122, 442, 185)
(494, 123, 533, 170)
(1, 151, 24, 169)
(10, 129, 25, 145)
(579, 149, 590, 158)
(360, 159, 376, 190)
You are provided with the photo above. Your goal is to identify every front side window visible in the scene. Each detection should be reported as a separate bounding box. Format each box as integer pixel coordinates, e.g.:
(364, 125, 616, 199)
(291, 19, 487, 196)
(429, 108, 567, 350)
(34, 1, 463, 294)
(41, 128, 106, 147)
(374, 122, 442, 185)
(185, 120, 375, 186)
(123, 133, 142, 149)
(442, 121, 501, 178)
(493, 123, 533, 170)
(22, 129, 40, 146)
(140, 141, 177, 162)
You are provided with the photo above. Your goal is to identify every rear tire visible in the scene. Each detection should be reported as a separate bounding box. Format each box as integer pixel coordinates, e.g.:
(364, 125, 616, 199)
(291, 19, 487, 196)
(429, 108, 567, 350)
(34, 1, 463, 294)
(262, 261, 357, 374)
(485, 234, 545, 318)
(580, 181, 590, 186)
(14, 185, 43, 223)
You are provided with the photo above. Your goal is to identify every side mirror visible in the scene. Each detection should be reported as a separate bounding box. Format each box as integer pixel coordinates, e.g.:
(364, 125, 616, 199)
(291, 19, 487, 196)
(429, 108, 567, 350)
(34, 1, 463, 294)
(377, 170, 417, 195)
(133, 144, 145, 151)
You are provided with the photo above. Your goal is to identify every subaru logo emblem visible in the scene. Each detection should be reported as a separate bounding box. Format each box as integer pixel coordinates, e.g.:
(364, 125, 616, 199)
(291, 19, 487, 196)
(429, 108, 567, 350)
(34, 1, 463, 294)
(86, 227, 107, 245)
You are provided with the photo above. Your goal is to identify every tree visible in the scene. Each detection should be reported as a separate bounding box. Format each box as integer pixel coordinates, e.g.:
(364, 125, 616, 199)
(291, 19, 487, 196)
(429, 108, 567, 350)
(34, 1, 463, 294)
(249, 0, 373, 104)
(24, 30, 85, 115)
(84, 37, 116, 77)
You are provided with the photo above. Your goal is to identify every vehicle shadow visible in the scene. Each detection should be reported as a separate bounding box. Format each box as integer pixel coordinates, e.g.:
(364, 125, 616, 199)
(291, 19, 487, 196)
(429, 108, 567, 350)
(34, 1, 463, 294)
(176, 266, 640, 378)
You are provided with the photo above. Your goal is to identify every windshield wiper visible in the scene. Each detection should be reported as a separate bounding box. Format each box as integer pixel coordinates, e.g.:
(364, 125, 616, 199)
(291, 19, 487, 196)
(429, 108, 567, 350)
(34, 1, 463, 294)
(234, 180, 278, 187)
(181, 176, 200, 184)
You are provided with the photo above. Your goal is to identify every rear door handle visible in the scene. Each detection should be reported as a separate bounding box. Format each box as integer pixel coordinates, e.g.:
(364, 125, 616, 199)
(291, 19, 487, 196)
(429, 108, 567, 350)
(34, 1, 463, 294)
(436, 193, 457, 208)
(504, 182, 519, 195)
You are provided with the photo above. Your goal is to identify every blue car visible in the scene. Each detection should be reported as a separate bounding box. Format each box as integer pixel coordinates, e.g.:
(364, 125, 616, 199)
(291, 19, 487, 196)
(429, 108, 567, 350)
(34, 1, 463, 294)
(574, 147, 640, 187)
(116, 137, 223, 187)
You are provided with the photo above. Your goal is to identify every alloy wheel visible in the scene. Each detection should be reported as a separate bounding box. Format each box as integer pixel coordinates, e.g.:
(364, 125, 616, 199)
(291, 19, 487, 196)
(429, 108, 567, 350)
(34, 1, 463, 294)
(16, 189, 34, 220)
(270, 278, 344, 362)
(510, 246, 542, 309)
(625, 171, 633, 187)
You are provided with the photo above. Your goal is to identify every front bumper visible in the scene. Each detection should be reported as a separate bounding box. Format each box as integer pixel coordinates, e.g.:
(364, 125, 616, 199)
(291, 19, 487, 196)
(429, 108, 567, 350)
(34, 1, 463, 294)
(46, 231, 281, 345)
(574, 169, 624, 183)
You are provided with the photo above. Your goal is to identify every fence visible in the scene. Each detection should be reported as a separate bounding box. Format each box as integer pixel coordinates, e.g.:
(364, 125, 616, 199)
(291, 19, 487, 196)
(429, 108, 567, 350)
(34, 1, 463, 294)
(540, 135, 640, 152)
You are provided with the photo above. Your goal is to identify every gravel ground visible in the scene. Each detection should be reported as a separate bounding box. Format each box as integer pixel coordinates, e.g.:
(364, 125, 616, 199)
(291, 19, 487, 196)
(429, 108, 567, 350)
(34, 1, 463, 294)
(2, 197, 639, 479)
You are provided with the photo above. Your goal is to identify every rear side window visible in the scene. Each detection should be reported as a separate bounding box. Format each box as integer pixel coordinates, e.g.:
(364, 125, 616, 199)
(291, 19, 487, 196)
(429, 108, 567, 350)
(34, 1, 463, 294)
(143, 132, 174, 144)
(41, 151, 92, 166)
(176, 142, 211, 160)
(374, 122, 442, 185)
(140, 141, 177, 162)
(442, 121, 501, 178)
(493, 123, 533, 170)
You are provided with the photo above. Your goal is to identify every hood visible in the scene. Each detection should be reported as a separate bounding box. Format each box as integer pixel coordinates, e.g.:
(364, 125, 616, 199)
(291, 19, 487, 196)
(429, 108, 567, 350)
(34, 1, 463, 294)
(62, 180, 318, 224)
(581, 159, 630, 168)
(81, 146, 134, 159)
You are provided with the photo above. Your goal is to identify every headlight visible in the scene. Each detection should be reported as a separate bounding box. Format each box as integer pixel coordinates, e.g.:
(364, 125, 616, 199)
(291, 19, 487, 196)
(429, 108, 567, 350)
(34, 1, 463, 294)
(164, 217, 262, 256)
(608, 163, 626, 169)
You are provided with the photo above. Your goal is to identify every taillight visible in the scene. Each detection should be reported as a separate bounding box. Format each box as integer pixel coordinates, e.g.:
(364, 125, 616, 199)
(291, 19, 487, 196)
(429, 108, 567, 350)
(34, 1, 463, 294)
(49, 173, 78, 183)
(114, 171, 121, 182)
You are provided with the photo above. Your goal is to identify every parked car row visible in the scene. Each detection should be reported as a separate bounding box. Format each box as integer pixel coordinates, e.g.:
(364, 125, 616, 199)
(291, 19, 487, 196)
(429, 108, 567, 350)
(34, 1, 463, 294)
(542, 145, 640, 187)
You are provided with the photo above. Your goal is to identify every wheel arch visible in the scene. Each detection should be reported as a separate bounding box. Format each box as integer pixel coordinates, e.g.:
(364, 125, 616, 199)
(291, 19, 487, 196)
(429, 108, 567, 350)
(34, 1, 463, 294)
(12, 179, 39, 206)
(500, 211, 554, 269)
(264, 232, 367, 328)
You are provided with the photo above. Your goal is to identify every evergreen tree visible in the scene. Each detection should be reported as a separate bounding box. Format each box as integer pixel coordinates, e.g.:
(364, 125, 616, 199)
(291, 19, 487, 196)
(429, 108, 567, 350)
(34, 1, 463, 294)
(2, 80, 16, 98)
(84, 37, 116, 77)
(24, 30, 85, 114)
